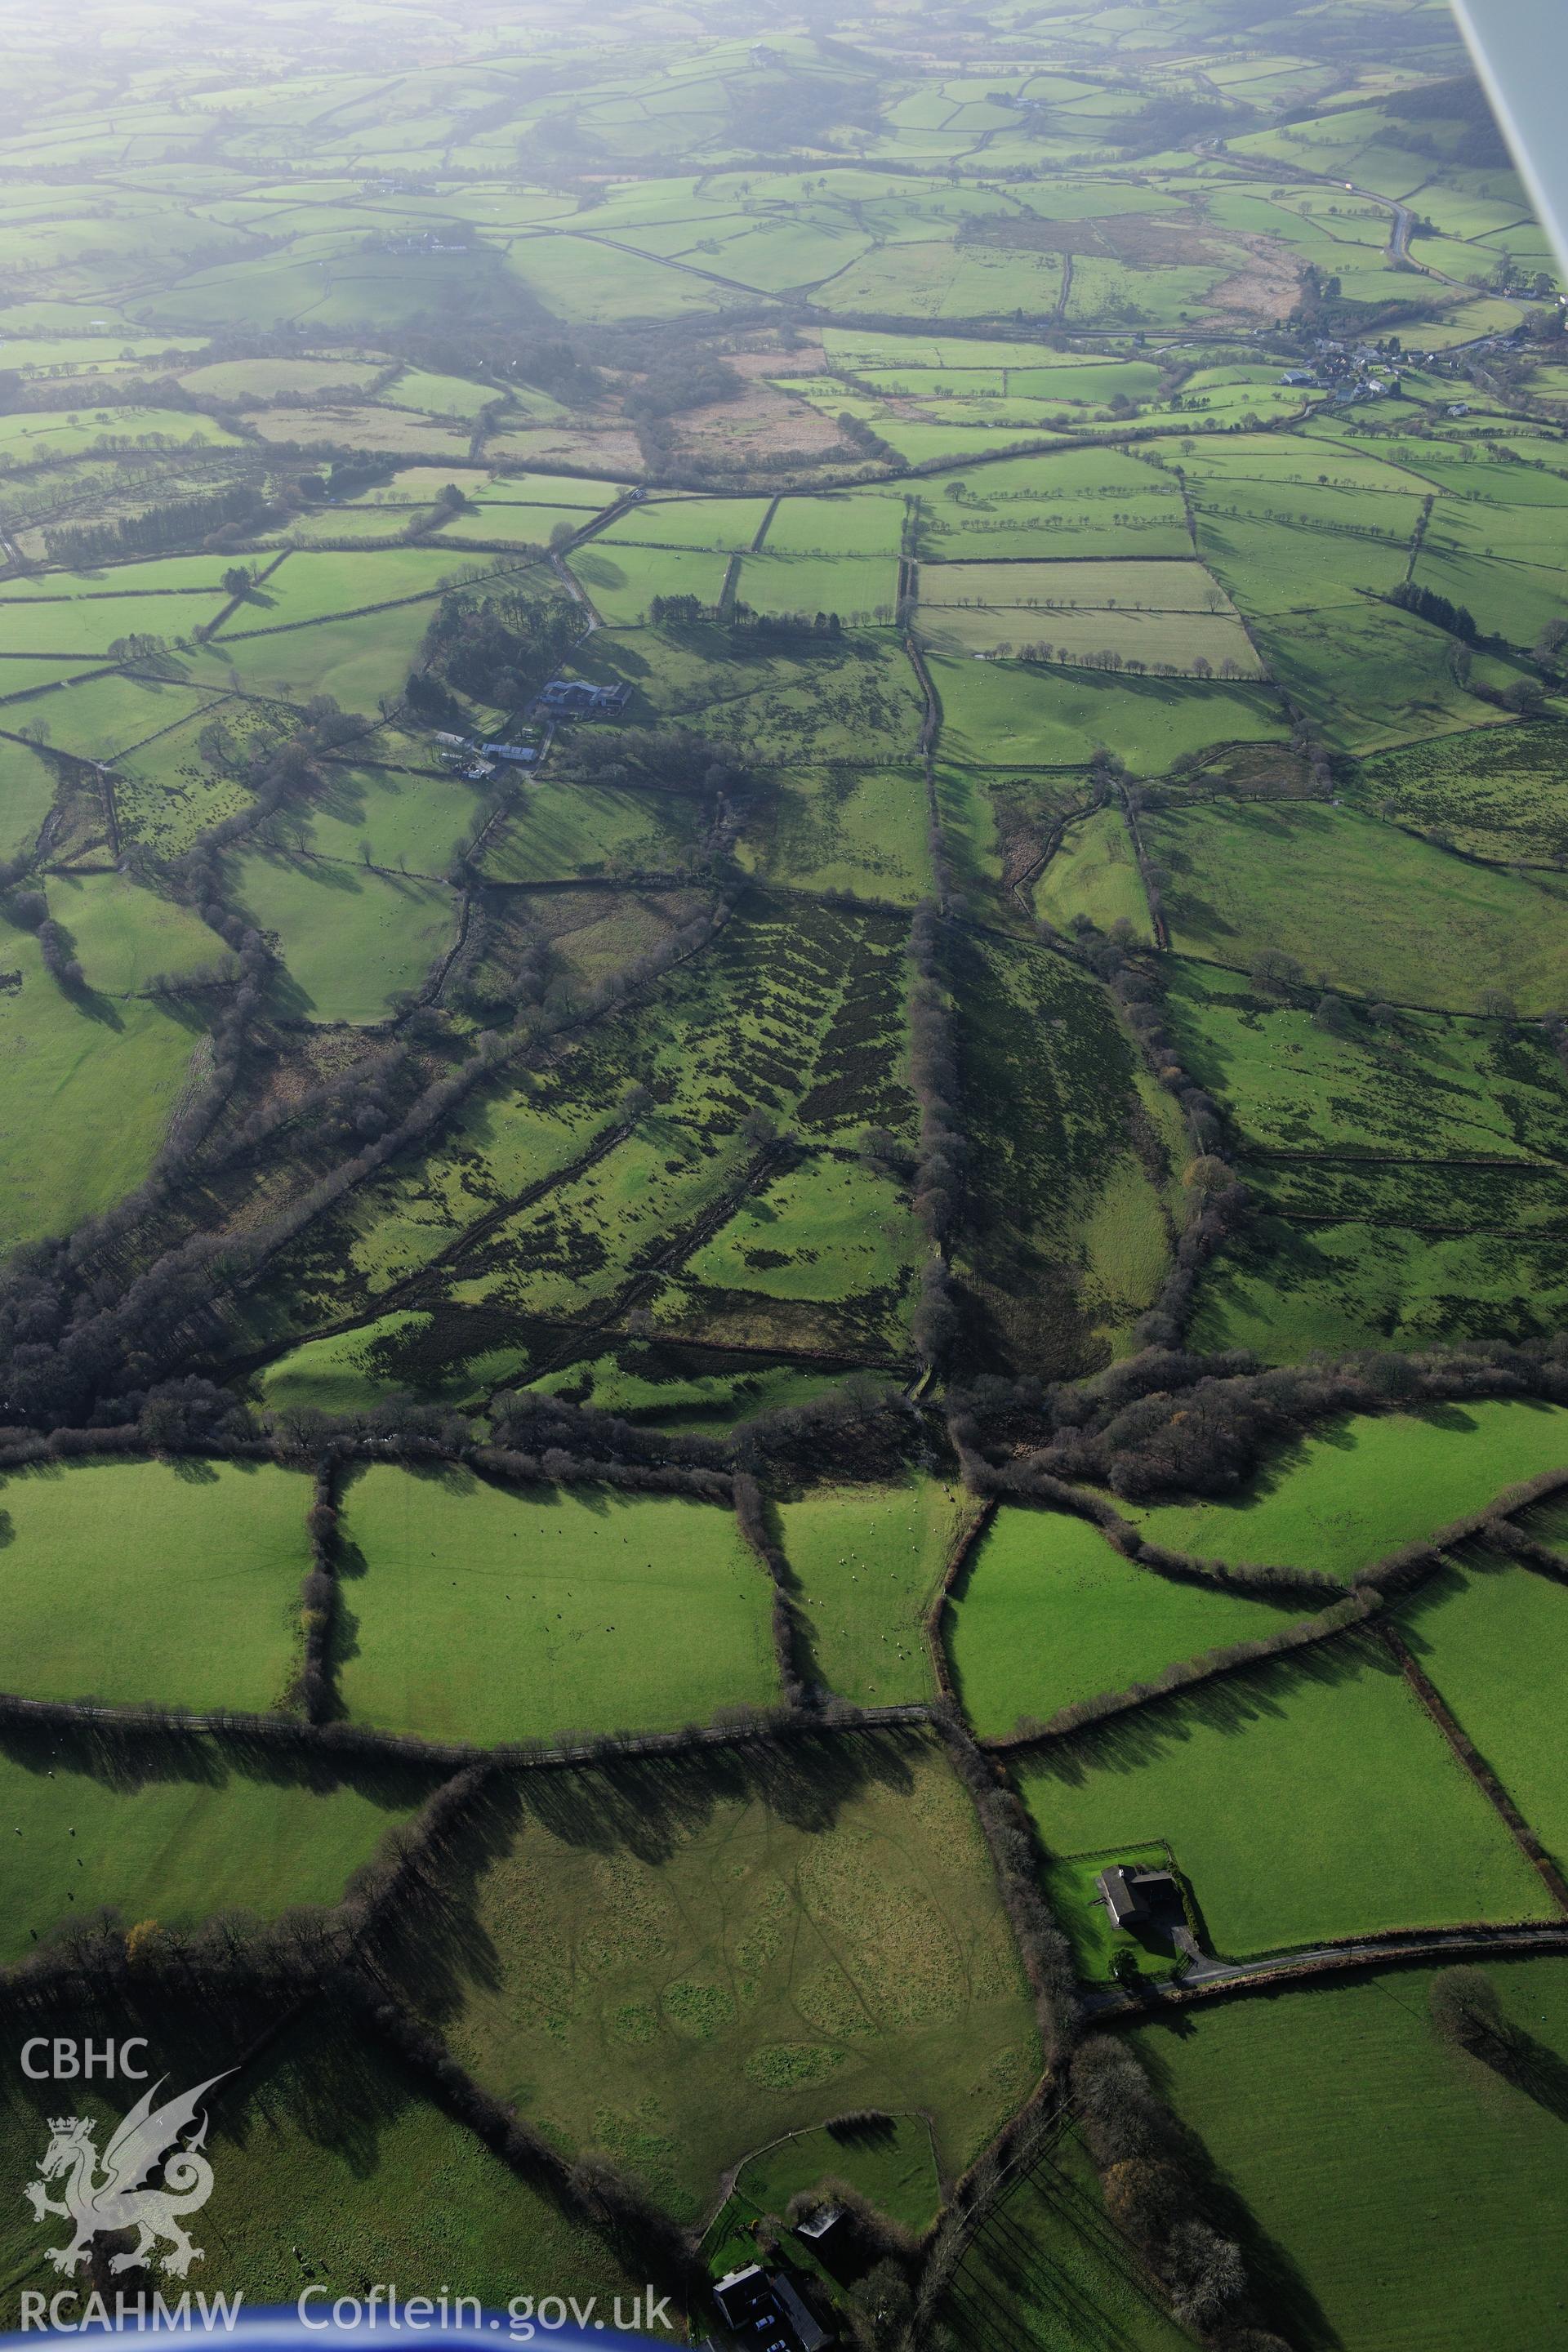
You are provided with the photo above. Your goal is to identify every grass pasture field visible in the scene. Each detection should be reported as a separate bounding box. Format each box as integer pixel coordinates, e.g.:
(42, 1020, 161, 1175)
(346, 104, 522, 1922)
(728, 2113, 942, 2236)
(1036, 804, 1152, 939)
(1022, 1633, 1545, 1964)
(177, 2013, 657, 2326)
(568, 542, 731, 624)
(229, 848, 456, 1022)
(776, 1475, 975, 1707)
(1135, 1962, 1568, 2352)
(0, 741, 55, 862)
(1397, 1548, 1568, 1871)
(916, 557, 1260, 675)
(1121, 1401, 1568, 1578)
(0, 1737, 423, 1967)
(945, 2125, 1190, 2352)
(947, 1508, 1305, 1740)
(44, 868, 228, 993)
(746, 760, 933, 902)
(1149, 801, 1568, 1013)
(433, 1731, 1040, 2222)
(2, 22, 1568, 2344)
(0, 1458, 310, 1713)
(335, 1467, 778, 1741)
(932, 653, 1285, 773)
(0, 905, 208, 1243)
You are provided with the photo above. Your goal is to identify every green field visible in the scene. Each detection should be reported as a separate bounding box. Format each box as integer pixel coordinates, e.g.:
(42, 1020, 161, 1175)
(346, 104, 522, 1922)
(229, 849, 456, 1022)
(1036, 805, 1152, 939)
(435, 1732, 1040, 2222)
(44, 869, 228, 993)
(0, 905, 207, 1242)
(747, 761, 934, 902)
(1123, 1401, 1568, 1577)
(0, 741, 55, 862)
(568, 542, 730, 624)
(336, 1467, 778, 1741)
(728, 2112, 941, 2236)
(1150, 800, 1568, 1013)
(945, 2126, 1190, 2352)
(947, 1508, 1304, 1739)
(0, 1458, 310, 1711)
(1136, 1962, 1568, 2351)
(1398, 1549, 1568, 1870)
(0, 1740, 421, 1963)
(932, 653, 1285, 774)
(776, 1475, 973, 1705)
(0, 18, 1566, 2340)
(1022, 1634, 1544, 1962)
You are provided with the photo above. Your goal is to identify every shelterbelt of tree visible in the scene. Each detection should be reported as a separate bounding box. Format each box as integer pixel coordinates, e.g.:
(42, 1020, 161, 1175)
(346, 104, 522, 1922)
(2, 0, 1568, 2345)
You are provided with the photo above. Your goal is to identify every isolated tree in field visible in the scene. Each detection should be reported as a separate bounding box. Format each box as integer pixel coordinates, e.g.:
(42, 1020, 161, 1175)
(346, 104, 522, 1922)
(1430, 1965, 1512, 2055)
(1250, 947, 1305, 996)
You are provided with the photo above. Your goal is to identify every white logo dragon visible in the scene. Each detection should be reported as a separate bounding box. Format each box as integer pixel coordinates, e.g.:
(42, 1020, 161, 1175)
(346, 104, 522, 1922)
(24, 2073, 232, 2278)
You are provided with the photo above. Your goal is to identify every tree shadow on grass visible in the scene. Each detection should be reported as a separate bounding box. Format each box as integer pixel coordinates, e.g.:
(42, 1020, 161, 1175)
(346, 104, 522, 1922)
(0, 1713, 437, 1814)
(1134, 2016, 1345, 2350)
(1026, 1627, 1387, 1793)
(1463, 2012, 1568, 2127)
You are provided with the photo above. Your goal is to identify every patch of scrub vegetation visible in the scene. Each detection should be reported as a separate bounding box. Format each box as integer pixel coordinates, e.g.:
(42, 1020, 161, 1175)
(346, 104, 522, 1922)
(430, 1732, 1040, 2224)
(1164, 959, 1568, 1162)
(950, 930, 1183, 1378)
(1192, 1217, 1568, 1363)
(1121, 1401, 1568, 1577)
(229, 896, 917, 1394)
(542, 1348, 866, 1434)
(1134, 1962, 1568, 2352)
(947, 1508, 1305, 1740)
(1356, 721, 1568, 864)
(0, 1459, 310, 1713)
(1022, 1635, 1544, 1963)
(336, 1466, 778, 1742)
(777, 1476, 975, 1707)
